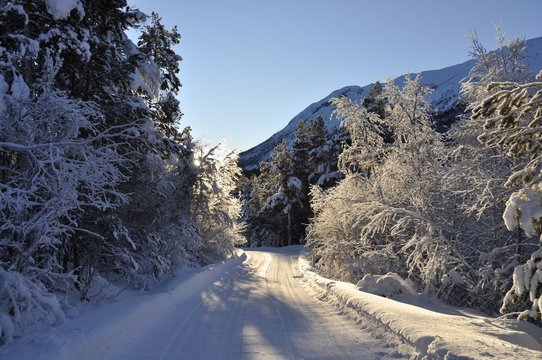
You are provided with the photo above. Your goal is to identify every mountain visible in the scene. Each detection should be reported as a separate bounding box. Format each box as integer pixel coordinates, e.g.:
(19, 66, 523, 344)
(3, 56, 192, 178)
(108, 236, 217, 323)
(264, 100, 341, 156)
(239, 37, 542, 172)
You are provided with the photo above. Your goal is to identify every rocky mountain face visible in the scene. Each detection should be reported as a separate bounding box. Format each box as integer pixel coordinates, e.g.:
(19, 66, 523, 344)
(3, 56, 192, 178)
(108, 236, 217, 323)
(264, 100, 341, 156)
(239, 37, 542, 172)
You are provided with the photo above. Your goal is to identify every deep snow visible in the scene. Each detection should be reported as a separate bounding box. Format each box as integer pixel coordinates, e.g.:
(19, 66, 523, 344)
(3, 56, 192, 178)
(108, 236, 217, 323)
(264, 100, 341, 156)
(0, 248, 400, 359)
(1, 247, 541, 359)
(298, 251, 542, 359)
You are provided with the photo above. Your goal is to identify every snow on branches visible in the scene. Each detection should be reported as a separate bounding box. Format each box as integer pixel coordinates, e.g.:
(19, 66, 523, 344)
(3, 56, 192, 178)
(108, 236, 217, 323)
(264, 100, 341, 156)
(472, 71, 542, 320)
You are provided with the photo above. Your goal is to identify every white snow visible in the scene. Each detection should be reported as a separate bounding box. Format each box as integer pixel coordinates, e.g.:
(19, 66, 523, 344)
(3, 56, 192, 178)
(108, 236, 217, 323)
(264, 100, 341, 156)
(0, 252, 247, 360)
(503, 186, 542, 237)
(264, 188, 286, 209)
(1, 247, 541, 359)
(10, 74, 29, 100)
(44, 0, 84, 20)
(0, 313, 14, 346)
(287, 176, 302, 190)
(298, 251, 542, 359)
(0, 248, 401, 359)
(316, 171, 342, 187)
(357, 273, 417, 298)
(130, 59, 161, 99)
(504, 248, 542, 321)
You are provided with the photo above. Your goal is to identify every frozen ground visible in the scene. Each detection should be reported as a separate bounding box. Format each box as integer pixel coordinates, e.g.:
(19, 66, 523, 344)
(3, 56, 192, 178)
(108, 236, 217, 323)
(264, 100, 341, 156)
(0, 247, 403, 360)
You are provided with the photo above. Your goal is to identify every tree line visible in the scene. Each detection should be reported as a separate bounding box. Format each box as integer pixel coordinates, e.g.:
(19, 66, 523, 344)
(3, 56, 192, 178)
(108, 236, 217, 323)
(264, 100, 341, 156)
(242, 29, 542, 323)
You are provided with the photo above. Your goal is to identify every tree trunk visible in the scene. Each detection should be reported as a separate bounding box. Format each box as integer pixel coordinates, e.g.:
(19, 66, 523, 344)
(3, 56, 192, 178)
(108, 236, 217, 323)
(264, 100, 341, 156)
(287, 210, 292, 247)
(73, 238, 81, 290)
(516, 222, 523, 259)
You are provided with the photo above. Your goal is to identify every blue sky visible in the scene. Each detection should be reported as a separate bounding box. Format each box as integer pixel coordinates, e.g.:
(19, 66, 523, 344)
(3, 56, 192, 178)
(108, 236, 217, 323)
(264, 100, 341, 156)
(127, 0, 542, 151)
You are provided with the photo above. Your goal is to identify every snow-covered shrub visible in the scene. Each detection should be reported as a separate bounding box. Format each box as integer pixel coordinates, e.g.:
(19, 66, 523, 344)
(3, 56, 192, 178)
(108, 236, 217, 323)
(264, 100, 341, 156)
(0, 268, 67, 345)
(357, 273, 417, 298)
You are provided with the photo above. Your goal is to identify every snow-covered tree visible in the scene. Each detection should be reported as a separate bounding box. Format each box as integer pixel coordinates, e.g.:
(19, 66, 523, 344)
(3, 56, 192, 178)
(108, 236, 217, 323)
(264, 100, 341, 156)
(192, 144, 245, 261)
(0, 1, 150, 341)
(331, 96, 385, 175)
(438, 30, 534, 312)
(246, 139, 298, 246)
(137, 11, 183, 137)
(468, 71, 542, 321)
(462, 26, 529, 108)
(0, 59, 128, 343)
(307, 75, 467, 298)
(362, 81, 386, 118)
(243, 117, 331, 247)
(0, 1, 240, 343)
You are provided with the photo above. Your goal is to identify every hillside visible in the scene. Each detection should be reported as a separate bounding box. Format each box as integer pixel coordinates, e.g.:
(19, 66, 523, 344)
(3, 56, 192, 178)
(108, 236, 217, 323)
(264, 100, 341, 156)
(239, 36, 542, 171)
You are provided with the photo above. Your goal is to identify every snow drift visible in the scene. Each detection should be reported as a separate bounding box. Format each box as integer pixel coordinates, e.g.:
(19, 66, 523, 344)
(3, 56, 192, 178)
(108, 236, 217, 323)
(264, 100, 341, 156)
(297, 252, 542, 359)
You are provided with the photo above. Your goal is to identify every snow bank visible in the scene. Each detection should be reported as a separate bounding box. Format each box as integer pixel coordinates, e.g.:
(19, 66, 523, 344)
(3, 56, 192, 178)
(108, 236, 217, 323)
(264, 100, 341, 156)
(0, 252, 246, 360)
(298, 253, 542, 359)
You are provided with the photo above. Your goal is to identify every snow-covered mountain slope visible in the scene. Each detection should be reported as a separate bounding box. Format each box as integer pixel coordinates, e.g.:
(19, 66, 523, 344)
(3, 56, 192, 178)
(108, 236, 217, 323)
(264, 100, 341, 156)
(239, 36, 542, 171)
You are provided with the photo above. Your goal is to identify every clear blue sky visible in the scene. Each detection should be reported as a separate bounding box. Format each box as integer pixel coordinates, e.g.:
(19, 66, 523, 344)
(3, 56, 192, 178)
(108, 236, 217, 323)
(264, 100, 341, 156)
(127, 0, 542, 151)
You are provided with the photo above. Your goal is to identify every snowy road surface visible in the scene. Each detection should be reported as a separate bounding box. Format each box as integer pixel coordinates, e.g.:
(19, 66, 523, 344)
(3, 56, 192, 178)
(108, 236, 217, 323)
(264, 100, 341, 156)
(3, 248, 541, 359)
(2, 246, 403, 359)
(123, 247, 400, 360)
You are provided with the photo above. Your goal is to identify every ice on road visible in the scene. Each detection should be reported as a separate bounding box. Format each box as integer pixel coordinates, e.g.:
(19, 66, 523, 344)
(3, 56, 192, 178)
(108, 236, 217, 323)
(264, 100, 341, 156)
(128, 247, 399, 360)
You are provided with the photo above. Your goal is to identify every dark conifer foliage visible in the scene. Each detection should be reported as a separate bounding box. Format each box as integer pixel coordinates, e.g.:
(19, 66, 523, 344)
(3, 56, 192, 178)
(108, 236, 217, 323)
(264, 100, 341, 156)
(242, 118, 333, 246)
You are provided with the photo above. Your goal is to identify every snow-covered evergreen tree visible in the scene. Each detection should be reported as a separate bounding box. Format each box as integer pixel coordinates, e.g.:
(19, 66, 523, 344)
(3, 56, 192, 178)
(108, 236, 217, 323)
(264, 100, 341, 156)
(243, 118, 331, 247)
(137, 11, 183, 137)
(469, 71, 542, 321)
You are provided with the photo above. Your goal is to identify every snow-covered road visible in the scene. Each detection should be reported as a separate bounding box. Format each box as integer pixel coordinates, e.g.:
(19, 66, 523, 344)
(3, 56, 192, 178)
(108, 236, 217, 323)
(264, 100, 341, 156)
(4, 247, 541, 359)
(2, 246, 401, 360)
(123, 247, 400, 359)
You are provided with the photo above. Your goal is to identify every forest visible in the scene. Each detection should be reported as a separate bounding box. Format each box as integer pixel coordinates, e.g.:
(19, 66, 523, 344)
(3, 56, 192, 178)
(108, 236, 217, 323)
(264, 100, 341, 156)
(1, 0, 542, 347)
(0, 0, 243, 344)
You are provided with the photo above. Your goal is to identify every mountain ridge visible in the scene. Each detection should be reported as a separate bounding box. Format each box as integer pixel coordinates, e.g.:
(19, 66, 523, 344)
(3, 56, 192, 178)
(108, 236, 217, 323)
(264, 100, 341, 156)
(239, 37, 542, 172)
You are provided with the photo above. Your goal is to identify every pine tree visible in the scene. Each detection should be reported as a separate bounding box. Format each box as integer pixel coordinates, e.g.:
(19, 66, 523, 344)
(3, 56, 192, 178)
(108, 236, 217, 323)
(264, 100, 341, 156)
(137, 11, 183, 137)
(470, 71, 542, 321)
(243, 118, 331, 247)
(362, 81, 386, 118)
